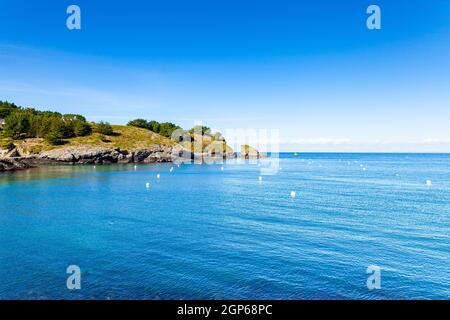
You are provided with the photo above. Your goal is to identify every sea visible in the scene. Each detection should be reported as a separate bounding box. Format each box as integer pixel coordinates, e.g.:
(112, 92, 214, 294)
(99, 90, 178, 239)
(0, 153, 449, 299)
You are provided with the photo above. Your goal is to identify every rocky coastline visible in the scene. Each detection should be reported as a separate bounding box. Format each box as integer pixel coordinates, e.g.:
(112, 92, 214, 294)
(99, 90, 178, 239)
(0, 144, 178, 172)
(0, 144, 262, 172)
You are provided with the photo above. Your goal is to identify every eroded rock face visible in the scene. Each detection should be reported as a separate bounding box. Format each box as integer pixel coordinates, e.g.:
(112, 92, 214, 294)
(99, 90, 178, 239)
(37, 147, 123, 164)
(0, 158, 31, 172)
(29, 145, 175, 164)
(1, 143, 236, 172)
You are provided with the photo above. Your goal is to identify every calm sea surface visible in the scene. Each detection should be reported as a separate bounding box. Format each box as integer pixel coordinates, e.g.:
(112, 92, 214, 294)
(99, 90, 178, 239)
(0, 153, 449, 299)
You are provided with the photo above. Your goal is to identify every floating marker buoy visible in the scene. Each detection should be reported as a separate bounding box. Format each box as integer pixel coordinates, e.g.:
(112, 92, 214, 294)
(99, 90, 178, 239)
(156, 174, 161, 179)
(134, 165, 137, 170)
(290, 191, 297, 198)
(170, 167, 174, 173)
(221, 166, 224, 171)
(258, 176, 263, 181)
(146, 182, 150, 188)
(363, 167, 366, 171)
(426, 180, 432, 187)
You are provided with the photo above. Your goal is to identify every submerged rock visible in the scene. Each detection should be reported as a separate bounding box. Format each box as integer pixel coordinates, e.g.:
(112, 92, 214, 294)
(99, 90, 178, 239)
(0, 158, 31, 172)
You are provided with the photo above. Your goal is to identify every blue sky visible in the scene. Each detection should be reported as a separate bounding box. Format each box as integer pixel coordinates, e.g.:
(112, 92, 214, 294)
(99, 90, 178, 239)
(1, 0, 450, 151)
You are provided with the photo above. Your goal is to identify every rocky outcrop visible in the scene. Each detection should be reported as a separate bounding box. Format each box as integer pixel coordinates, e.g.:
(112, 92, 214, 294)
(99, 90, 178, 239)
(14, 144, 176, 165)
(0, 158, 31, 172)
(0, 143, 237, 173)
(240, 145, 263, 159)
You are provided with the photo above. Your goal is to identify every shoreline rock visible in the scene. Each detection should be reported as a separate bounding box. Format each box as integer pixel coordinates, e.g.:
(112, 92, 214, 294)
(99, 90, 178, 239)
(1, 143, 263, 173)
(0, 158, 32, 172)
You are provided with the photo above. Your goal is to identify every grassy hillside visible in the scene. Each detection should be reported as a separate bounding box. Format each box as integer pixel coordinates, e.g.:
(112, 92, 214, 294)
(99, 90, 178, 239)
(2, 125, 174, 155)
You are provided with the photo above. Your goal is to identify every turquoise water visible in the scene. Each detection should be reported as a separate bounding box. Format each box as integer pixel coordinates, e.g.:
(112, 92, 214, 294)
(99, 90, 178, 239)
(0, 153, 449, 300)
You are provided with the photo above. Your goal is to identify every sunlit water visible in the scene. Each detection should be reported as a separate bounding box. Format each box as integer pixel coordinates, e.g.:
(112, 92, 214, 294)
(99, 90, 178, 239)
(0, 153, 449, 299)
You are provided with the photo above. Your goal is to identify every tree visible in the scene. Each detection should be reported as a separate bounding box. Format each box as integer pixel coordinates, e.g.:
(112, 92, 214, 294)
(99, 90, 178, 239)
(127, 119, 149, 129)
(189, 125, 211, 136)
(148, 120, 160, 133)
(73, 121, 92, 136)
(44, 131, 64, 145)
(94, 121, 114, 135)
(159, 122, 180, 138)
(63, 114, 91, 137)
(4, 110, 31, 139)
(0, 101, 18, 118)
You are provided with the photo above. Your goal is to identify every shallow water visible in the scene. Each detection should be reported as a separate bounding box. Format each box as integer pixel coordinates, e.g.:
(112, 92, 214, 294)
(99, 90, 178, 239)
(0, 153, 449, 299)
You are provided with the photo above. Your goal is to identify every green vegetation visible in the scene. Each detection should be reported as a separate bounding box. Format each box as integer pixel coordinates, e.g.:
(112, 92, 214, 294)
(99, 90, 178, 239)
(127, 119, 181, 138)
(0, 101, 18, 118)
(94, 121, 114, 135)
(0, 101, 93, 145)
(0, 101, 233, 155)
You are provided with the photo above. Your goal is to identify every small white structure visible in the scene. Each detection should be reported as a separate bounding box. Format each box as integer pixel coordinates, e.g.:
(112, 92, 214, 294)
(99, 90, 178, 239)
(290, 191, 297, 198)
(146, 182, 150, 188)
(258, 176, 263, 182)
(426, 180, 432, 187)
(156, 174, 161, 179)
(221, 166, 224, 171)
(170, 167, 174, 173)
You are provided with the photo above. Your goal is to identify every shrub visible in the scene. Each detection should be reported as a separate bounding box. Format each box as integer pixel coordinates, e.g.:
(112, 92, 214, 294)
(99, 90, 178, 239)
(44, 132, 64, 145)
(95, 121, 114, 135)
(73, 121, 92, 136)
(127, 119, 148, 129)
(159, 122, 180, 138)
(127, 119, 180, 137)
(148, 120, 160, 133)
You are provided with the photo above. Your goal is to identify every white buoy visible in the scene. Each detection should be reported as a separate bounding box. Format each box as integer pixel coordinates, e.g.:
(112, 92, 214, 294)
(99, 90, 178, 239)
(426, 180, 432, 187)
(146, 182, 150, 188)
(156, 174, 161, 179)
(221, 166, 224, 171)
(177, 164, 180, 168)
(258, 176, 263, 182)
(170, 167, 174, 173)
(362, 167, 366, 171)
(134, 165, 137, 170)
(290, 191, 297, 198)
(93, 165, 96, 169)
